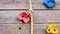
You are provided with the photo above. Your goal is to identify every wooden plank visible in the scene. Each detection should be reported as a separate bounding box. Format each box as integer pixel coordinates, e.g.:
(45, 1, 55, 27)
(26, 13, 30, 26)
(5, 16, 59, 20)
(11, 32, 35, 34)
(0, 24, 60, 34)
(0, 24, 30, 34)
(33, 10, 60, 24)
(0, 10, 60, 24)
(34, 24, 60, 34)
(0, 0, 60, 9)
(0, 10, 30, 24)
(0, 0, 28, 9)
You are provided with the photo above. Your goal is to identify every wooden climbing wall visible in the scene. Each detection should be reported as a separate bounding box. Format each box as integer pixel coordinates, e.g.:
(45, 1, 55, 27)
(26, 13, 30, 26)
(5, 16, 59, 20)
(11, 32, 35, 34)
(0, 0, 60, 34)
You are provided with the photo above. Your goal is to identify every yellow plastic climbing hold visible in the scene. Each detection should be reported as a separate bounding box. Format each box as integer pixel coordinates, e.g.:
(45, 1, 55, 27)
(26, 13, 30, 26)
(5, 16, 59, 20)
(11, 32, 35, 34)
(46, 24, 59, 34)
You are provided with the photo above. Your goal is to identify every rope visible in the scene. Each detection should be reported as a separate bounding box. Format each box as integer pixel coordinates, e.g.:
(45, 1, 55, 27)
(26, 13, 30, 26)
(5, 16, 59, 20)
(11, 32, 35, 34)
(28, 0, 33, 34)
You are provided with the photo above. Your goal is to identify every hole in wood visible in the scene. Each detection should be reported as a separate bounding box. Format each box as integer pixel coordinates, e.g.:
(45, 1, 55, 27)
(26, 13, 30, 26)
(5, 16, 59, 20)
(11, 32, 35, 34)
(19, 27, 21, 29)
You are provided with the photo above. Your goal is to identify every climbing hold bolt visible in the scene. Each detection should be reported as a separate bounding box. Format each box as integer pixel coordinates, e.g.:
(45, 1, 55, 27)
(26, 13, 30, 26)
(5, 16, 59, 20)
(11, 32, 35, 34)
(43, 0, 56, 8)
(46, 24, 59, 34)
(18, 11, 31, 24)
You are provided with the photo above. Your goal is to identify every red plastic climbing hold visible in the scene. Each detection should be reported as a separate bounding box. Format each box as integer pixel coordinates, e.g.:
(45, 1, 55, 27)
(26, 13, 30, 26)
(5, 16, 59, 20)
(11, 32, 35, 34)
(18, 11, 31, 24)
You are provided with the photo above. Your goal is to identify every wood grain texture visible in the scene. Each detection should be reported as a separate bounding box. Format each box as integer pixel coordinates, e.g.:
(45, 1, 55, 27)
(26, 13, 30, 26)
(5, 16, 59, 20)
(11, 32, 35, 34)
(33, 10, 60, 24)
(0, 0, 60, 9)
(0, 24, 60, 34)
(0, 10, 60, 24)
(34, 24, 60, 34)
(0, 0, 60, 34)
(0, 24, 30, 34)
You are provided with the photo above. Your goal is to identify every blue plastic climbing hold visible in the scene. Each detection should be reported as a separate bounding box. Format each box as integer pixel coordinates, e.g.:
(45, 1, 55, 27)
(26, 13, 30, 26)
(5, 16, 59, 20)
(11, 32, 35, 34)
(43, 0, 56, 8)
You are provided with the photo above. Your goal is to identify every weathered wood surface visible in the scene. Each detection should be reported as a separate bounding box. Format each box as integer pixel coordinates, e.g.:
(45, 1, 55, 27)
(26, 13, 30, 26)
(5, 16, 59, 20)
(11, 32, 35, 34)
(34, 24, 60, 34)
(0, 0, 60, 34)
(0, 10, 60, 24)
(0, 24, 30, 34)
(0, 0, 60, 9)
(0, 24, 60, 34)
